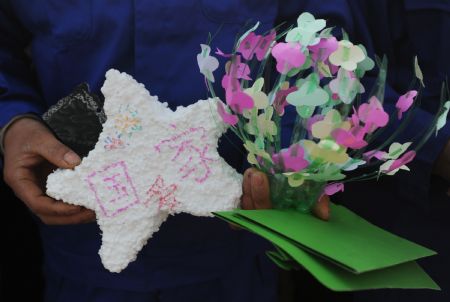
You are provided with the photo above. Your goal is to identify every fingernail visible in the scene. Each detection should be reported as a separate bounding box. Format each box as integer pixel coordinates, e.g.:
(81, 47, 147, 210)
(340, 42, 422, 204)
(64, 152, 81, 165)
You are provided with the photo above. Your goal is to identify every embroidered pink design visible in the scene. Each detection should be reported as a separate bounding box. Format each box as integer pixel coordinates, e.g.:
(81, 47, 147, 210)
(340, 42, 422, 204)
(86, 161, 140, 217)
(144, 175, 178, 211)
(104, 105, 142, 150)
(114, 104, 142, 137)
(104, 136, 126, 150)
(155, 126, 215, 183)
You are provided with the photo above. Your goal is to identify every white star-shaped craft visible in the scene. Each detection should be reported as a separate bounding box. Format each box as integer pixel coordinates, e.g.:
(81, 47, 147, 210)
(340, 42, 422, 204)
(46, 69, 242, 273)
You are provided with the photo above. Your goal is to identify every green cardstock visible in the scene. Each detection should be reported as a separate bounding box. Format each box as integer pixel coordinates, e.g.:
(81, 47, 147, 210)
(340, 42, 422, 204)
(229, 204, 436, 274)
(214, 211, 439, 291)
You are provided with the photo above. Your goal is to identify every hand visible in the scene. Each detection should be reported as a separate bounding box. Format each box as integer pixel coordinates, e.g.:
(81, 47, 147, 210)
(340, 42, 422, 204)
(2, 117, 95, 224)
(433, 138, 450, 196)
(240, 167, 330, 221)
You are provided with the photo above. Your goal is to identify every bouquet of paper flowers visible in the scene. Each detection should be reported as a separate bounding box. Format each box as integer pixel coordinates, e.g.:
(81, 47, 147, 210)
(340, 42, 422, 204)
(198, 12, 450, 213)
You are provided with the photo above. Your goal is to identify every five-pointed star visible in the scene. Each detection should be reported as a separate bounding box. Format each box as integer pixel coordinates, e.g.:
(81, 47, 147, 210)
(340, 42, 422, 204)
(46, 69, 242, 273)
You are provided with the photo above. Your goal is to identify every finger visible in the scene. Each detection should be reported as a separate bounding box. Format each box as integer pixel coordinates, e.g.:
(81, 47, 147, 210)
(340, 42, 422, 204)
(241, 168, 254, 210)
(250, 171, 272, 209)
(312, 194, 330, 221)
(10, 169, 83, 216)
(39, 208, 96, 225)
(241, 194, 253, 210)
(32, 130, 81, 169)
(242, 168, 254, 197)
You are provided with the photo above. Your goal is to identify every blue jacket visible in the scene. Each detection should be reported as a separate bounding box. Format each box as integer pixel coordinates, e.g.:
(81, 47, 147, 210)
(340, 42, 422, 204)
(1, 0, 448, 293)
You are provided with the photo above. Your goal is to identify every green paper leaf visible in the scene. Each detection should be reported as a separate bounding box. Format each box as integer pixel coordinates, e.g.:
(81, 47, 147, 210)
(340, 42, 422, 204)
(414, 56, 425, 87)
(436, 100, 450, 135)
(296, 105, 315, 118)
(304, 165, 346, 182)
(285, 172, 305, 187)
(300, 56, 313, 71)
(341, 29, 349, 41)
(319, 27, 334, 38)
(236, 22, 260, 50)
(286, 67, 301, 77)
(317, 61, 332, 77)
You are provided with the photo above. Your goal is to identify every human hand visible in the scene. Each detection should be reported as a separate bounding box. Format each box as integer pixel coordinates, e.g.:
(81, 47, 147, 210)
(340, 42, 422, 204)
(240, 167, 330, 221)
(433, 138, 450, 196)
(2, 117, 95, 224)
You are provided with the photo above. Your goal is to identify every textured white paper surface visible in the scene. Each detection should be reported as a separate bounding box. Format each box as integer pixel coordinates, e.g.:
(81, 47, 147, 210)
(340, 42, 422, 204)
(46, 69, 242, 272)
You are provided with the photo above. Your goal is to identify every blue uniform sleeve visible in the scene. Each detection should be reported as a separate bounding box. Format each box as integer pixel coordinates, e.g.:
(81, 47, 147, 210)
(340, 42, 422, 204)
(0, 2, 45, 128)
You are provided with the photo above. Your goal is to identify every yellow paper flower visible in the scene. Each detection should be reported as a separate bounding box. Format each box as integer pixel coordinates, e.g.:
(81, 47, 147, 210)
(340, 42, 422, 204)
(311, 109, 351, 139)
(303, 139, 349, 164)
(243, 140, 272, 166)
(244, 78, 269, 109)
(329, 40, 365, 71)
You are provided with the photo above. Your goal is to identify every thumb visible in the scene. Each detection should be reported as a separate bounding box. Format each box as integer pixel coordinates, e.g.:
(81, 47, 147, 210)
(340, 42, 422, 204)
(312, 194, 330, 221)
(250, 171, 272, 209)
(34, 130, 81, 169)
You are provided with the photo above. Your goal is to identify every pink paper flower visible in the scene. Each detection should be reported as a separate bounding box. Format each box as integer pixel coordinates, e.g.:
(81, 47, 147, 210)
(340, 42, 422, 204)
(215, 48, 232, 58)
(227, 90, 254, 114)
(271, 42, 306, 74)
(238, 31, 276, 61)
(221, 74, 240, 91)
(217, 102, 238, 126)
(324, 182, 344, 196)
(227, 55, 251, 80)
(273, 86, 298, 116)
(363, 150, 387, 161)
(272, 144, 309, 173)
(396, 90, 417, 119)
(350, 106, 360, 126)
(387, 150, 416, 172)
(357, 96, 389, 132)
(332, 126, 368, 149)
(308, 37, 338, 62)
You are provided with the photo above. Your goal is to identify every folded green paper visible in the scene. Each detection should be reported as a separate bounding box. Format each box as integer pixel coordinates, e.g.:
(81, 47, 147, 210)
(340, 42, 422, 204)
(214, 204, 439, 291)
